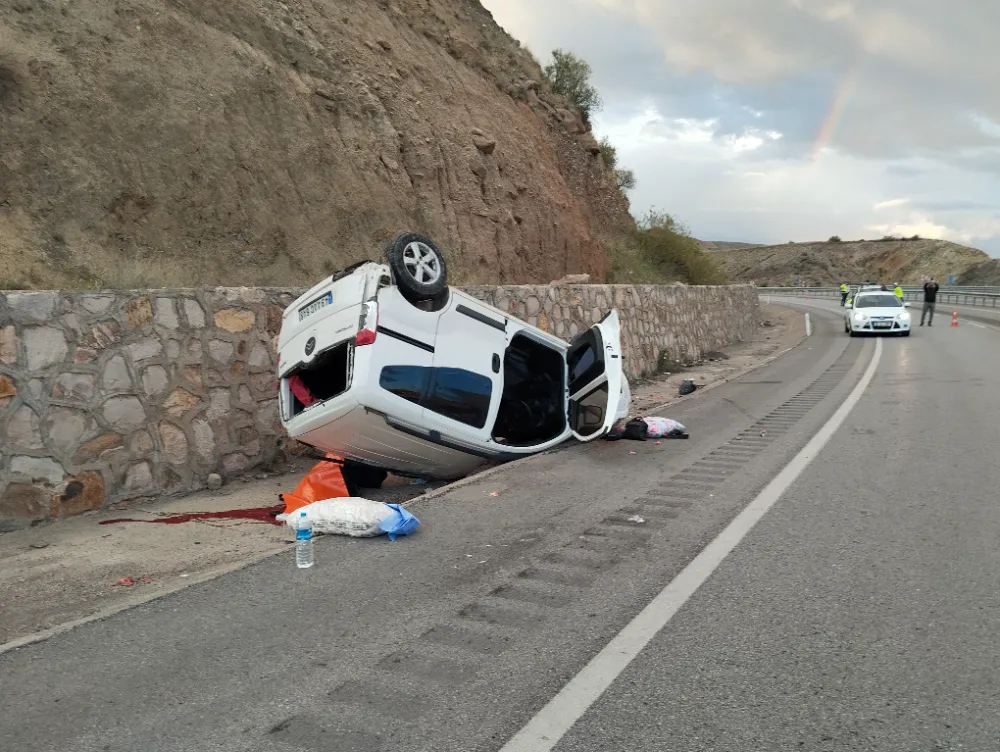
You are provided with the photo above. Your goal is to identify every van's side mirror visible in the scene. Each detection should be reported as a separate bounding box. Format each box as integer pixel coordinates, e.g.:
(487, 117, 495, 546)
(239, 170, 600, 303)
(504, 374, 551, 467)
(845, 303, 852, 309)
(903, 302, 911, 308)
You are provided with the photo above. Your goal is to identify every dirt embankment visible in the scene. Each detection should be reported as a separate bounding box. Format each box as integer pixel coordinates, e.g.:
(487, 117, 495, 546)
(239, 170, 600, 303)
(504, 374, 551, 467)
(0, 0, 633, 290)
(958, 259, 1000, 286)
(714, 239, 989, 286)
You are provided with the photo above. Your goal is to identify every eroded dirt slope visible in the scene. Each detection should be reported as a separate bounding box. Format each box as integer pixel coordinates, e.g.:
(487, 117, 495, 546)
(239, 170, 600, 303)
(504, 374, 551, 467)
(0, 0, 632, 289)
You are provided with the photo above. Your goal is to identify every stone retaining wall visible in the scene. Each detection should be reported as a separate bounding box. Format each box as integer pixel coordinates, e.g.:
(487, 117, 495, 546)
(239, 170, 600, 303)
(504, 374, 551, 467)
(0, 284, 758, 528)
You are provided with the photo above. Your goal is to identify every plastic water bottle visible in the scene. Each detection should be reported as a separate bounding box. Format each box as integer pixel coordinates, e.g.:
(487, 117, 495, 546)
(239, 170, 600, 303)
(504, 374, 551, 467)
(296, 511, 314, 569)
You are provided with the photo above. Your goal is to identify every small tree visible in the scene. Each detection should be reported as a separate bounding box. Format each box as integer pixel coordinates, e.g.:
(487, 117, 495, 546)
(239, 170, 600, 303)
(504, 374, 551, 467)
(599, 136, 618, 170)
(598, 136, 637, 192)
(615, 169, 637, 191)
(543, 49, 602, 118)
(828, 235, 842, 242)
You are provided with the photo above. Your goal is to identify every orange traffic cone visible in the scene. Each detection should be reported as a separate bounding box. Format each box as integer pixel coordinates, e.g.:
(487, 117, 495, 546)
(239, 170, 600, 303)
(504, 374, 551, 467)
(951, 309, 959, 327)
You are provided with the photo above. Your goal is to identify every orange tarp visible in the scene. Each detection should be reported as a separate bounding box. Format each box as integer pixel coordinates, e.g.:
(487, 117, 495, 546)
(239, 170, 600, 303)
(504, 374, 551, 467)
(280, 455, 350, 515)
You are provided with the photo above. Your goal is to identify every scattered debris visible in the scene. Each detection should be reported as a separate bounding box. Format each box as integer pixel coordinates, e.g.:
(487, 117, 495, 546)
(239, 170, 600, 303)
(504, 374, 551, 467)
(679, 378, 697, 396)
(113, 575, 151, 587)
(29, 542, 50, 550)
(488, 491, 501, 497)
(626, 515, 646, 524)
(206, 473, 223, 490)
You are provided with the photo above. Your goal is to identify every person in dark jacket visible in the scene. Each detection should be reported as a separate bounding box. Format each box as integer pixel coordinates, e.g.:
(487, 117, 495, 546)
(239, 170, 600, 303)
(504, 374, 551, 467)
(921, 277, 939, 326)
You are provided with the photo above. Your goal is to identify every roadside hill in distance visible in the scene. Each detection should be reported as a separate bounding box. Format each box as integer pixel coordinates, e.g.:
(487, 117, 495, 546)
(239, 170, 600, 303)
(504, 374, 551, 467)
(957, 258, 1000, 285)
(713, 238, 990, 286)
(696, 240, 761, 251)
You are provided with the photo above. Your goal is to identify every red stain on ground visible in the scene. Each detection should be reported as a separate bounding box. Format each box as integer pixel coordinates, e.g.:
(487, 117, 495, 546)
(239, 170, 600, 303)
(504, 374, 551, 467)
(100, 504, 284, 526)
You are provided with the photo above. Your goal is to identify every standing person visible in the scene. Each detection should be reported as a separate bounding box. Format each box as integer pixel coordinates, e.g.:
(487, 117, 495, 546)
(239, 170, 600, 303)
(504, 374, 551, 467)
(894, 282, 904, 299)
(921, 277, 939, 326)
(840, 282, 849, 306)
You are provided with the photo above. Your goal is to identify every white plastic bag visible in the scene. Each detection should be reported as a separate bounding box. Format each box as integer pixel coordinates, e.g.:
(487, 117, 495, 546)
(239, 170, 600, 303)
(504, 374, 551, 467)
(277, 498, 393, 538)
(641, 417, 687, 438)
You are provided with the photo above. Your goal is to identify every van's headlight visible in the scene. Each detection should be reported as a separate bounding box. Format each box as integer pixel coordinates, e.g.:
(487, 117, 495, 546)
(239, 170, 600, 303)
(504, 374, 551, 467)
(898, 311, 911, 321)
(853, 313, 867, 321)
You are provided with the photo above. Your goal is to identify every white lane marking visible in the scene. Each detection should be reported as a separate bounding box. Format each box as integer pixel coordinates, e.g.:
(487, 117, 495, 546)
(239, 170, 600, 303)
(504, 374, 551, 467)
(968, 321, 988, 329)
(499, 338, 884, 752)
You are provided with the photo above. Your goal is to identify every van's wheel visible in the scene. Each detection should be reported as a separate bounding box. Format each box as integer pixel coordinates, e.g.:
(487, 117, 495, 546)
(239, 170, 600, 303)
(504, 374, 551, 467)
(385, 232, 448, 302)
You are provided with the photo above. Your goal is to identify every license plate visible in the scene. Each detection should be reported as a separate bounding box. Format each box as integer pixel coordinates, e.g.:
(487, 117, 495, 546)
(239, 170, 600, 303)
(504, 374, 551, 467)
(298, 292, 332, 321)
(873, 322, 891, 329)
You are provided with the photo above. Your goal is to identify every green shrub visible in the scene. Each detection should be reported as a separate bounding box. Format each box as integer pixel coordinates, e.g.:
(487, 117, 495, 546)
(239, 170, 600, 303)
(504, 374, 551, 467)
(606, 209, 727, 285)
(543, 49, 602, 118)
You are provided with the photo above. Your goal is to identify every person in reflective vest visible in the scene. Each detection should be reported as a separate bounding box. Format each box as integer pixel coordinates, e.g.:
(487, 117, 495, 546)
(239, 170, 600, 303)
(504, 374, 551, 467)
(894, 283, 903, 299)
(840, 282, 848, 306)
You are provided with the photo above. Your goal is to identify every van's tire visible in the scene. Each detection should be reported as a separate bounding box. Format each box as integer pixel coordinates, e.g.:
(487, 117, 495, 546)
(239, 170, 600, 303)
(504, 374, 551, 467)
(385, 233, 449, 302)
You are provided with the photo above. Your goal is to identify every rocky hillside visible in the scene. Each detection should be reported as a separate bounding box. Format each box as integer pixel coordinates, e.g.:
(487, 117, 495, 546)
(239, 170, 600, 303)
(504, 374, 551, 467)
(0, 0, 632, 290)
(958, 259, 1000, 285)
(714, 239, 990, 286)
(697, 240, 760, 251)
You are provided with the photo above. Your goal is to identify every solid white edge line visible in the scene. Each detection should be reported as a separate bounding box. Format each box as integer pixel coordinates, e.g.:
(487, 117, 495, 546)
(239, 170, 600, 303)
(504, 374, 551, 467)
(498, 337, 884, 752)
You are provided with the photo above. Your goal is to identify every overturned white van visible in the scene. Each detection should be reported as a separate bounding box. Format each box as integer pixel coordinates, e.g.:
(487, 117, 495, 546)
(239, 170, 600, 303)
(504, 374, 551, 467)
(276, 233, 624, 481)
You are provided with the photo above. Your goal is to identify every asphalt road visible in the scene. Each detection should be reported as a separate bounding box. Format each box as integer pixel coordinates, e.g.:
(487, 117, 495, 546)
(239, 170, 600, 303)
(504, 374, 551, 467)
(2, 300, 997, 751)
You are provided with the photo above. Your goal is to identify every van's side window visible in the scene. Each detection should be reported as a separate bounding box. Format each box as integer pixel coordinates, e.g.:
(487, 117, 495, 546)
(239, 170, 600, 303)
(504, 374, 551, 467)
(567, 338, 604, 394)
(426, 368, 492, 429)
(379, 366, 430, 406)
(569, 346, 596, 384)
(378, 366, 492, 429)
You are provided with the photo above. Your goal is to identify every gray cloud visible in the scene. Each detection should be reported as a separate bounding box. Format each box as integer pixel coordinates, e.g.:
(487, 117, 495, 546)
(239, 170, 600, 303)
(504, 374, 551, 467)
(482, 0, 1000, 255)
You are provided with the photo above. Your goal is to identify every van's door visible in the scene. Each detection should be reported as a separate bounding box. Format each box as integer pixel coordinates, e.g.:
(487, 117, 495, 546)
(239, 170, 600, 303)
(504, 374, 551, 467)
(567, 309, 624, 442)
(423, 294, 508, 443)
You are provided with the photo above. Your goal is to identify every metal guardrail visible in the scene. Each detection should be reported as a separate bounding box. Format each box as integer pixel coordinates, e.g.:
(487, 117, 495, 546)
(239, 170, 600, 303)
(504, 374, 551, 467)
(759, 287, 1000, 309)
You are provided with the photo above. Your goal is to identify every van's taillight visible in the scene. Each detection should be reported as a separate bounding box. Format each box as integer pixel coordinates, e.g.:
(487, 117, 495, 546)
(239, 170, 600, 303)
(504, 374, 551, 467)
(355, 301, 378, 346)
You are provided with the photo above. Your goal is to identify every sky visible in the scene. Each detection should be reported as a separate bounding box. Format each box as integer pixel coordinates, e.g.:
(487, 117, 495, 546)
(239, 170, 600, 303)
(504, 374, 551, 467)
(479, 0, 1000, 255)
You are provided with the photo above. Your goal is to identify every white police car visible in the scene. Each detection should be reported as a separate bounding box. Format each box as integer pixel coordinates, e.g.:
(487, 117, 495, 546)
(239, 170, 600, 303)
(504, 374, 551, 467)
(845, 290, 911, 336)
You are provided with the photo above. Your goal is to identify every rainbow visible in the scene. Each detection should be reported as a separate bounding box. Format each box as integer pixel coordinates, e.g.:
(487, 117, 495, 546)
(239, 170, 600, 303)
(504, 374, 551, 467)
(811, 60, 864, 161)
